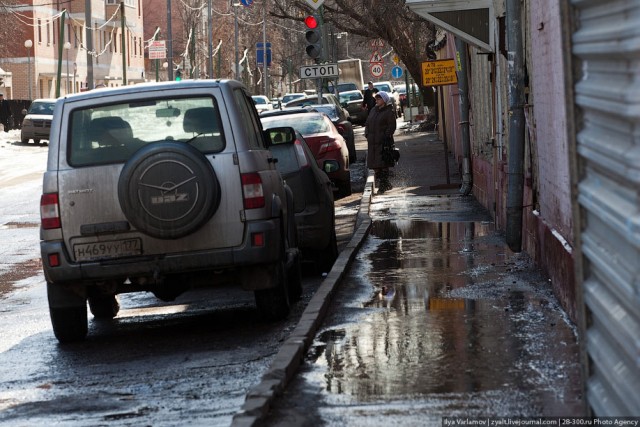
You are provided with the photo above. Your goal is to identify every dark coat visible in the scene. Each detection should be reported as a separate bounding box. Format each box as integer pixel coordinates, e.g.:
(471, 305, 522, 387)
(362, 88, 376, 112)
(364, 103, 396, 170)
(0, 98, 10, 120)
(0, 98, 11, 131)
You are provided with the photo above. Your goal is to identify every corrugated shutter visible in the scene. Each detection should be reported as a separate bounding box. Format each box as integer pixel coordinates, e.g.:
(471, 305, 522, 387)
(572, 0, 640, 416)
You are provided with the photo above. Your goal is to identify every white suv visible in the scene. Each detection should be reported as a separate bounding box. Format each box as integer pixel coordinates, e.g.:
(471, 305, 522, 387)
(40, 80, 301, 342)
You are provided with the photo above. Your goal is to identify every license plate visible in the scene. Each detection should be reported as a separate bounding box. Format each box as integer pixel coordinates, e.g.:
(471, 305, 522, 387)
(73, 238, 142, 261)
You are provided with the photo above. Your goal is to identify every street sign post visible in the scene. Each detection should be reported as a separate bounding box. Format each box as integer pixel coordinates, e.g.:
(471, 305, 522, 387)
(370, 63, 384, 78)
(421, 59, 458, 86)
(299, 63, 338, 79)
(304, 0, 324, 10)
(369, 51, 383, 64)
(149, 40, 166, 60)
(256, 42, 271, 67)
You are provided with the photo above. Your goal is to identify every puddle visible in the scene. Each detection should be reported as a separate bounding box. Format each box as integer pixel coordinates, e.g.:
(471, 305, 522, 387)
(305, 219, 583, 413)
(0, 222, 39, 230)
(0, 258, 42, 298)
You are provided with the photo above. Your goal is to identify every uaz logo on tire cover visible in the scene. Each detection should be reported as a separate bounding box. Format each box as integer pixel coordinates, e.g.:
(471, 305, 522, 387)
(151, 193, 190, 204)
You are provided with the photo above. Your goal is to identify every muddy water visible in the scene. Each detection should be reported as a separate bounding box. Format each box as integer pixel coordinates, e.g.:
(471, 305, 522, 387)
(303, 218, 584, 417)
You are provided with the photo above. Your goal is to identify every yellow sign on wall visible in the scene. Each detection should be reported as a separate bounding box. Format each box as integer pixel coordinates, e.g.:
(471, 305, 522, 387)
(421, 59, 458, 86)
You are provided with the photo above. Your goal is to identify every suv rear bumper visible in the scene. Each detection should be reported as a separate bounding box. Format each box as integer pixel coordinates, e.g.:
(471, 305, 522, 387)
(41, 219, 283, 287)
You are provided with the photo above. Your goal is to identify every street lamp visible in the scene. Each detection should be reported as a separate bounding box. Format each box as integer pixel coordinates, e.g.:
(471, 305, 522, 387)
(64, 41, 71, 95)
(233, 2, 240, 80)
(24, 39, 32, 100)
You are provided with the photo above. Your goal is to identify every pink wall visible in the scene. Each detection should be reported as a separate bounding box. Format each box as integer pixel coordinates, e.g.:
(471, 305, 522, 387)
(528, 1, 574, 243)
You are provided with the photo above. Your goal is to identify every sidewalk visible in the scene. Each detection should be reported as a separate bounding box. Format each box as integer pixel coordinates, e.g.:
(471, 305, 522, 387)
(233, 130, 584, 426)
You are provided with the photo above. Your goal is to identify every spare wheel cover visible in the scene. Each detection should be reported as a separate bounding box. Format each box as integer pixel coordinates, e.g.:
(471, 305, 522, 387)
(118, 141, 220, 239)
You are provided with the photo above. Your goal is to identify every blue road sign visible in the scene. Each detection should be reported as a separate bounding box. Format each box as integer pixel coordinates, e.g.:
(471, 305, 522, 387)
(241, 0, 253, 6)
(392, 66, 403, 79)
(256, 42, 272, 67)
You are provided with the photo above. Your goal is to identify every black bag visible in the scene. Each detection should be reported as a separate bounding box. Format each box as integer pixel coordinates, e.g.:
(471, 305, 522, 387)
(381, 136, 400, 167)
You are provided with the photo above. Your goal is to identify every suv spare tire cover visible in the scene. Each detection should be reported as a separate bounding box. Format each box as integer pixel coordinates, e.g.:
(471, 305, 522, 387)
(118, 141, 221, 239)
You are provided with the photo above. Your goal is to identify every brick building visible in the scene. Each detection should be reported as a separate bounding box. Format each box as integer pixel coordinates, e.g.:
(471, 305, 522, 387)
(0, 0, 145, 100)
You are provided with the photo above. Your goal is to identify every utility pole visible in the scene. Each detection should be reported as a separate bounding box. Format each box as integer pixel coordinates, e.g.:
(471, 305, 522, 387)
(85, 0, 94, 90)
(55, 10, 66, 98)
(167, 0, 173, 81)
(155, 27, 160, 82)
(207, 0, 213, 78)
(262, 0, 267, 95)
(121, 2, 127, 85)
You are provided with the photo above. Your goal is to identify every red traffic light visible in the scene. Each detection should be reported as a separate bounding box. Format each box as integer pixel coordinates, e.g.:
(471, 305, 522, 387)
(304, 15, 318, 29)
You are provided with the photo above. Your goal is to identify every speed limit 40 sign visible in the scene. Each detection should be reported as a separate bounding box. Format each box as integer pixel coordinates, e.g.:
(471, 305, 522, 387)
(370, 63, 384, 78)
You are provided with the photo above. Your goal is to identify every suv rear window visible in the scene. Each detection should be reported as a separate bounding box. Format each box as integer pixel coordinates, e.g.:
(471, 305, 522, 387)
(68, 96, 225, 167)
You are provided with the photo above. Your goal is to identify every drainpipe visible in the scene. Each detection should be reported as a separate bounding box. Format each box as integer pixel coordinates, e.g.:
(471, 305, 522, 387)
(505, 0, 526, 252)
(456, 38, 473, 196)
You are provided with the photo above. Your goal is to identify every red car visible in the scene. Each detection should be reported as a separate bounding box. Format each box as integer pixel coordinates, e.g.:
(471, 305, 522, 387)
(261, 112, 352, 198)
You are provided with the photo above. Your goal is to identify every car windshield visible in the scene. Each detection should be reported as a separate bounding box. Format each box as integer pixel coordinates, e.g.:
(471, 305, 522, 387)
(68, 96, 225, 167)
(311, 105, 339, 121)
(282, 93, 304, 103)
(262, 114, 330, 136)
(338, 92, 363, 103)
(28, 101, 55, 115)
(252, 96, 267, 105)
(374, 83, 392, 92)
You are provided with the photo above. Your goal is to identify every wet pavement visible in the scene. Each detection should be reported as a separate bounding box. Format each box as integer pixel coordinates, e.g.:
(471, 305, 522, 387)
(258, 130, 585, 425)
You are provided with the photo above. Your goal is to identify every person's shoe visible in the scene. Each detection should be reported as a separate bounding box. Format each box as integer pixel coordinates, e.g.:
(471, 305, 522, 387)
(378, 181, 392, 194)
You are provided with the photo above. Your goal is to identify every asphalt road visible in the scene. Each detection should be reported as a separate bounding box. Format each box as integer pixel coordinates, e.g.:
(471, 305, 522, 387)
(0, 128, 369, 427)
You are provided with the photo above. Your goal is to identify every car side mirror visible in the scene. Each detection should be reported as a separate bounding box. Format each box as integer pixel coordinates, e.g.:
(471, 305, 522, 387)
(265, 126, 296, 147)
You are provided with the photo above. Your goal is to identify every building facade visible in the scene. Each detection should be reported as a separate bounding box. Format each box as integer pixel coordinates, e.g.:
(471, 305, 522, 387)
(0, 0, 145, 100)
(407, 0, 639, 416)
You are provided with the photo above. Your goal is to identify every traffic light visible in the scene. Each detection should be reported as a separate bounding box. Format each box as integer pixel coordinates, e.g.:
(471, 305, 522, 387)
(304, 14, 322, 60)
(175, 68, 182, 81)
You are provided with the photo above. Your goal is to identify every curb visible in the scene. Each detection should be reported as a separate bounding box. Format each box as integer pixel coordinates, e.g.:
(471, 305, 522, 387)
(231, 172, 376, 427)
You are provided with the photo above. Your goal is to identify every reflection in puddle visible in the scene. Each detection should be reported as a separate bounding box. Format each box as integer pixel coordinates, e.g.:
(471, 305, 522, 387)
(306, 219, 583, 413)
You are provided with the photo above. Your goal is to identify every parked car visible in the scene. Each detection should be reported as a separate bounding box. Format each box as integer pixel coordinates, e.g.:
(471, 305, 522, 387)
(263, 126, 338, 273)
(394, 83, 420, 110)
(252, 95, 273, 113)
(372, 81, 402, 117)
(282, 93, 306, 104)
(260, 106, 318, 118)
(261, 112, 351, 199)
(40, 80, 302, 342)
(338, 90, 367, 125)
(329, 82, 360, 93)
(284, 95, 356, 163)
(20, 98, 56, 144)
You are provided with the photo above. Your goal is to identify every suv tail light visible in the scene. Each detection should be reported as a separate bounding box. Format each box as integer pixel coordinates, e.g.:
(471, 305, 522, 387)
(241, 173, 265, 209)
(41, 193, 61, 229)
(318, 138, 342, 155)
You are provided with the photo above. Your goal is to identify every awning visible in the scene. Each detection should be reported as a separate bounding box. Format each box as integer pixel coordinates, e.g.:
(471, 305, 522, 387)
(406, 0, 494, 52)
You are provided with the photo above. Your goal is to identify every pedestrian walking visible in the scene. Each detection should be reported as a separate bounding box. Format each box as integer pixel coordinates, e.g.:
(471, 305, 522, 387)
(362, 81, 377, 113)
(0, 93, 11, 133)
(364, 91, 396, 193)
